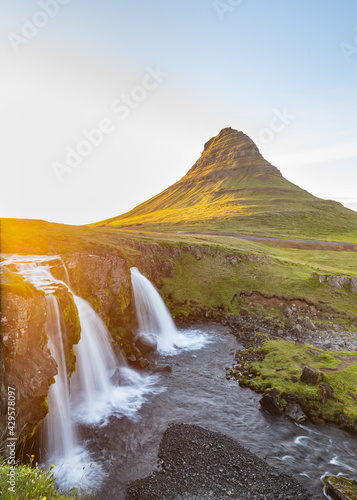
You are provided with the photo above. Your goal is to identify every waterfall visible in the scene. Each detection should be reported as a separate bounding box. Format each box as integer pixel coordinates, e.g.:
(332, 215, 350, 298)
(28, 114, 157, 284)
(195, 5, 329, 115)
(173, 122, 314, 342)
(130, 267, 209, 354)
(130, 267, 178, 353)
(70, 295, 118, 420)
(44, 295, 77, 458)
(1, 254, 210, 492)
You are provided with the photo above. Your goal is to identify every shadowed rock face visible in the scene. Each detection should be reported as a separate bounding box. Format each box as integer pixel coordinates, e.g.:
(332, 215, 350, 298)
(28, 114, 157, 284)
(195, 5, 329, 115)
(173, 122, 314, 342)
(1, 288, 56, 446)
(0, 268, 81, 447)
(300, 365, 324, 385)
(61, 246, 178, 343)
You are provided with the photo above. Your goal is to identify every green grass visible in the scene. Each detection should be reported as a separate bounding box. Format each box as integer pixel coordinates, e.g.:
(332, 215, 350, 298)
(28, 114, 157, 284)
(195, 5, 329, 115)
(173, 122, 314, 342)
(0, 455, 91, 500)
(2, 220, 357, 324)
(160, 237, 357, 321)
(0, 219, 141, 257)
(234, 340, 357, 428)
(103, 209, 357, 241)
(0, 269, 40, 298)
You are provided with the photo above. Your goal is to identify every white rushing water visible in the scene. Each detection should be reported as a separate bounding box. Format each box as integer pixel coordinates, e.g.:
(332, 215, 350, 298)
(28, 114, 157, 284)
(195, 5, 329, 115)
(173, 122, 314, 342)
(130, 267, 209, 354)
(0, 255, 167, 491)
(44, 295, 77, 458)
(70, 295, 117, 418)
(70, 294, 160, 425)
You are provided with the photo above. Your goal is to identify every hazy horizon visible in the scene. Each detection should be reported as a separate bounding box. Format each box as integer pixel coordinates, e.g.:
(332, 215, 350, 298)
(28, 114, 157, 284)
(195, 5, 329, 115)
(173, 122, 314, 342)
(1, 0, 356, 225)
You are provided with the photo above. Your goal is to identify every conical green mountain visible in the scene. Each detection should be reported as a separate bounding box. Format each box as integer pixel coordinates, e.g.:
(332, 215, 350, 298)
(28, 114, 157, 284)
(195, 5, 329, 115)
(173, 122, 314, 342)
(95, 128, 357, 239)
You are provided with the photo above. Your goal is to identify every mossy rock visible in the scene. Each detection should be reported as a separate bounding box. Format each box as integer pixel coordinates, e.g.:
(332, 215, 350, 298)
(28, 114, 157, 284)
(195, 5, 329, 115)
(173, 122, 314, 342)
(53, 285, 81, 377)
(325, 475, 357, 500)
(230, 340, 357, 432)
(1, 269, 41, 299)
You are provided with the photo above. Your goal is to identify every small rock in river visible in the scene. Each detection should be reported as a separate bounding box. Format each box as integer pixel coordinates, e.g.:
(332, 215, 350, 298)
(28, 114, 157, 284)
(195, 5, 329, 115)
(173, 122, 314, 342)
(135, 333, 158, 354)
(286, 404, 306, 423)
(259, 388, 282, 415)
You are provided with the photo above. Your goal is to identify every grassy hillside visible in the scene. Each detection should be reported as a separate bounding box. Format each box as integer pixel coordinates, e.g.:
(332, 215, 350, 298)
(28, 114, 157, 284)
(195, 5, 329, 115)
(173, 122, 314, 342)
(0, 218, 143, 258)
(1, 219, 356, 322)
(158, 234, 357, 321)
(92, 128, 357, 240)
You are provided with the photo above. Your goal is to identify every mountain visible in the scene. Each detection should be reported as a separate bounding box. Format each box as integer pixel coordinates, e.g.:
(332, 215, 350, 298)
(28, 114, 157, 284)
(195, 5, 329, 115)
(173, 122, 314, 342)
(93, 128, 357, 239)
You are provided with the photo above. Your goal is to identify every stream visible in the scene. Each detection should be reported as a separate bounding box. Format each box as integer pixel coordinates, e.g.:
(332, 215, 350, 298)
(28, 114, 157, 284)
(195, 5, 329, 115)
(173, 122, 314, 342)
(75, 324, 357, 500)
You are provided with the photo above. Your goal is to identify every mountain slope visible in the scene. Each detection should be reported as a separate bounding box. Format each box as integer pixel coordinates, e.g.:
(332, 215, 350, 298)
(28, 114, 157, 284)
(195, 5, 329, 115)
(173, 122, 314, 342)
(93, 128, 357, 239)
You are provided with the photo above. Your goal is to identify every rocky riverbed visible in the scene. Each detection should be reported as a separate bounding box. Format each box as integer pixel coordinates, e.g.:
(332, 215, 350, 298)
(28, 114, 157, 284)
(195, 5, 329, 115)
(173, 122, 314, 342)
(126, 424, 311, 500)
(220, 304, 357, 353)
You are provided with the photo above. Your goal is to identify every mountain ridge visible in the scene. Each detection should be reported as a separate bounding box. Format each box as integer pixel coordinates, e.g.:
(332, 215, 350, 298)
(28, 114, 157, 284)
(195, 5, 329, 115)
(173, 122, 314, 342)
(92, 128, 357, 240)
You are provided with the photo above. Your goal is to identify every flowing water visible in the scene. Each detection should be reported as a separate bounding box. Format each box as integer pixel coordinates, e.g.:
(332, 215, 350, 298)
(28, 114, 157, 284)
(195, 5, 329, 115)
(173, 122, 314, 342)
(70, 295, 117, 421)
(43, 295, 77, 458)
(2, 256, 357, 499)
(77, 323, 356, 500)
(131, 267, 208, 354)
(1, 256, 166, 491)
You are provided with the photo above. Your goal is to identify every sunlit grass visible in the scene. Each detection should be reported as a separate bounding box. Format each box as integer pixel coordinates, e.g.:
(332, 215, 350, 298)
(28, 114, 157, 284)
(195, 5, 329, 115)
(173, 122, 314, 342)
(89, 133, 357, 241)
(0, 455, 90, 500)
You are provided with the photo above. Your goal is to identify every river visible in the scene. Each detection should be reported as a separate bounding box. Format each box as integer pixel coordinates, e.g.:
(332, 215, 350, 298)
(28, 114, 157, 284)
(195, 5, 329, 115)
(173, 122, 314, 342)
(74, 324, 357, 500)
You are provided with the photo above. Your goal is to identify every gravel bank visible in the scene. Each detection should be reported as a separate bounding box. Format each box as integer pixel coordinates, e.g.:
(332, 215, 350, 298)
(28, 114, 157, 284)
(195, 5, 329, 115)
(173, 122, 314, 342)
(126, 424, 312, 500)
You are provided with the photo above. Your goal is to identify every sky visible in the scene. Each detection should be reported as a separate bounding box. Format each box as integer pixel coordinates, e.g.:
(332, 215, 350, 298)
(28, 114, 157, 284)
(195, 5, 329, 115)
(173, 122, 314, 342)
(0, 0, 356, 225)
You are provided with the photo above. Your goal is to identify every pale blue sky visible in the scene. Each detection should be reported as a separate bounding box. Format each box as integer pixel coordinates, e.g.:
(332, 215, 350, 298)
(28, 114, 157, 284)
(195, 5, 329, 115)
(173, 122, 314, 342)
(1, 0, 356, 223)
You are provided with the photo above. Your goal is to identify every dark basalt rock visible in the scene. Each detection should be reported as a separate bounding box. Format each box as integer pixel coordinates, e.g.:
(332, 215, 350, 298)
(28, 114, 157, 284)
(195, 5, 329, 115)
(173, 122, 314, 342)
(291, 324, 303, 336)
(1, 286, 57, 446)
(259, 388, 282, 415)
(135, 334, 158, 354)
(286, 403, 306, 423)
(111, 368, 136, 386)
(300, 365, 324, 385)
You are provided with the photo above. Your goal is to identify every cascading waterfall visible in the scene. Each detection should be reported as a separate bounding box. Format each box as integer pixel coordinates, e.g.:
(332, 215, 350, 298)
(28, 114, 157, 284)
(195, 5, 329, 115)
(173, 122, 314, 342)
(70, 295, 120, 422)
(44, 295, 77, 458)
(70, 293, 161, 425)
(71, 295, 117, 404)
(2, 255, 161, 488)
(130, 267, 209, 353)
(130, 267, 177, 352)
